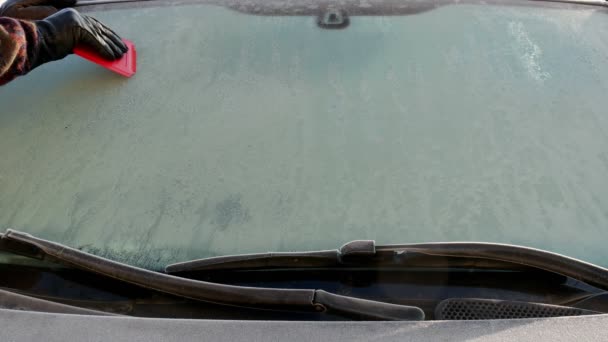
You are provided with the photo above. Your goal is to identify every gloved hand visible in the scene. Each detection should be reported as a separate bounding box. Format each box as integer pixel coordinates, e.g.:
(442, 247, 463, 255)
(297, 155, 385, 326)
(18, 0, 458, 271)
(33, 8, 128, 68)
(0, 0, 76, 20)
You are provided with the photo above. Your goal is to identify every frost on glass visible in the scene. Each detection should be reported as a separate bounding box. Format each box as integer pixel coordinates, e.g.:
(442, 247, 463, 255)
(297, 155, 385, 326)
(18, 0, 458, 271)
(1, 4, 608, 270)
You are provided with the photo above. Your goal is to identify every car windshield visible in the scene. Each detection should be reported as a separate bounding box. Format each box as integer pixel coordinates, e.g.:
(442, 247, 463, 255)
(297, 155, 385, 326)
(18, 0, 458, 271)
(1, 0, 608, 272)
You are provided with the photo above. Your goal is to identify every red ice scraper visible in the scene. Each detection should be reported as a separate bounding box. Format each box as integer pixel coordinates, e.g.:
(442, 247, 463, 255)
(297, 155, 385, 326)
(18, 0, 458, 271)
(74, 39, 137, 78)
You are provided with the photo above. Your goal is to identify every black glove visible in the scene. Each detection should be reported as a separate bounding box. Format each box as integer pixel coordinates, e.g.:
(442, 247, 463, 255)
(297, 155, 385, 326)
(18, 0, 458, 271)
(0, 0, 76, 20)
(33, 8, 128, 68)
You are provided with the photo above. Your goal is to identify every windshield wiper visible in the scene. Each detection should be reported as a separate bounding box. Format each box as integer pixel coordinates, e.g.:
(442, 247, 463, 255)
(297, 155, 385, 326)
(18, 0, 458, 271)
(166, 240, 608, 291)
(0, 230, 424, 321)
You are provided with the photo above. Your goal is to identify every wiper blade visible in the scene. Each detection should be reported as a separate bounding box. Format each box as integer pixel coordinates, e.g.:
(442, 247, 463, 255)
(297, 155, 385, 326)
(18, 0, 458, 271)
(166, 240, 608, 291)
(0, 230, 424, 321)
(166, 240, 529, 273)
(166, 240, 377, 273)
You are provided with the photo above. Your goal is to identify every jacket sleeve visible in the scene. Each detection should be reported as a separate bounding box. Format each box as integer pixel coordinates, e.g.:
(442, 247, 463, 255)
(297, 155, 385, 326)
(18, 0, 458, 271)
(0, 17, 39, 86)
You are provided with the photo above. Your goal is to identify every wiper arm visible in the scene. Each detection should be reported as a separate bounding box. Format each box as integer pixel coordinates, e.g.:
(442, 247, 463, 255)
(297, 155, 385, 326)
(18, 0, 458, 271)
(166, 240, 608, 291)
(0, 230, 424, 321)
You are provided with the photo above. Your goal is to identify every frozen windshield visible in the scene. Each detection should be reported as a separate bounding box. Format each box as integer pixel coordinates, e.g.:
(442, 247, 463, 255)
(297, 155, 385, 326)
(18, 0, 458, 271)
(1, 1, 608, 270)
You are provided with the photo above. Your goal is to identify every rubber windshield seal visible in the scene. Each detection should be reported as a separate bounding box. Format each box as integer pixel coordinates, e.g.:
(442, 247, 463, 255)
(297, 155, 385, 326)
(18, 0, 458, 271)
(73, 0, 608, 14)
